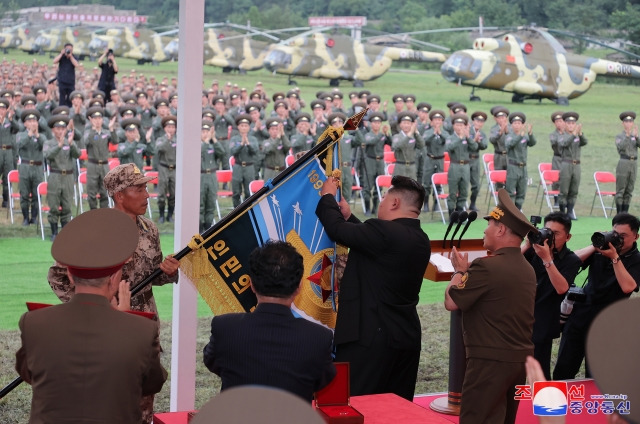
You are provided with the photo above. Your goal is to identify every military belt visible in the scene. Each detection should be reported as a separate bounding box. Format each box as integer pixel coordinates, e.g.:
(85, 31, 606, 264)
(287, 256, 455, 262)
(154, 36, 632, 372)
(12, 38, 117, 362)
(266, 166, 283, 171)
(160, 162, 176, 170)
(342, 161, 352, 167)
(620, 154, 637, 161)
(236, 162, 253, 167)
(553, 154, 561, 158)
(201, 169, 216, 174)
(26, 160, 43, 166)
(88, 158, 108, 165)
(469, 154, 480, 159)
(499, 151, 507, 155)
(49, 168, 74, 175)
(563, 159, 581, 165)
(454, 160, 470, 165)
(398, 161, 415, 165)
(508, 159, 526, 167)
(1, 145, 12, 150)
(427, 154, 445, 160)
(367, 155, 383, 160)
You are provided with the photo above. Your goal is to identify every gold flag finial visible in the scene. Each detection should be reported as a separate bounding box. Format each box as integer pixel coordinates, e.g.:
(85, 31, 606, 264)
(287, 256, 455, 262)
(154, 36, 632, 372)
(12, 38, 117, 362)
(344, 107, 369, 131)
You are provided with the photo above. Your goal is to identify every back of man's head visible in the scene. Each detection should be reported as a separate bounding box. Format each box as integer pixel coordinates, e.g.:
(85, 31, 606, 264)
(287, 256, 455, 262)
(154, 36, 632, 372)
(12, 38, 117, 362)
(249, 241, 303, 298)
(387, 175, 425, 213)
(613, 212, 640, 233)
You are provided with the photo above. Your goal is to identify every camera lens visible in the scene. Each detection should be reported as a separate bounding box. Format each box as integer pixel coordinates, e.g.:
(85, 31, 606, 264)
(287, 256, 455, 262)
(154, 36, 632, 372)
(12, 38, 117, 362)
(65, 49, 71, 55)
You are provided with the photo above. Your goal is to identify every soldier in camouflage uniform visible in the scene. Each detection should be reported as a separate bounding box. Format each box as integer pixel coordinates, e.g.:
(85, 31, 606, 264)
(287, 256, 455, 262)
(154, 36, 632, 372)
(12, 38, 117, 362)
(17, 109, 46, 225)
(392, 111, 424, 181)
(446, 113, 477, 214)
(504, 112, 536, 210)
(0, 98, 19, 208)
(43, 115, 79, 240)
(489, 106, 510, 189)
(558, 112, 587, 219)
(356, 112, 390, 215)
(262, 117, 291, 181)
(615, 111, 640, 214)
(200, 120, 225, 232)
(468, 111, 489, 211)
(117, 118, 148, 171)
(156, 115, 178, 223)
(291, 113, 315, 156)
(422, 109, 449, 212)
(229, 114, 259, 207)
(549, 111, 565, 195)
(84, 107, 117, 210)
(48, 163, 180, 424)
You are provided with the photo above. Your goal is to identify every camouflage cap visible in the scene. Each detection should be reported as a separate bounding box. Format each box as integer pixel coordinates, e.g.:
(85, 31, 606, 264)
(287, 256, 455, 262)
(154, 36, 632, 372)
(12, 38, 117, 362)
(33, 85, 46, 95)
(369, 112, 385, 122)
(429, 109, 446, 120)
(121, 118, 141, 131)
(451, 113, 468, 125)
(266, 117, 282, 128)
(161, 115, 177, 127)
(562, 111, 579, 122)
(272, 92, 286, 102)
(392, 94, 405, 103)
(47, 114, 69, 128)
(21, 109, 40, 122)
(397, 111, 415, 122)
(245, 102, 262, 113)
(508, 112, 526, 123)
(310, 99, 325, 110)
(235, 114, 251, 126)
(367, 95, 381, 104)
(471, 111, 487, 121)
(86, 106, 104, 119)
(51, 208, 139, 279)
(327, 112, 347, 125)
(21, 95, 37, 106)
(202, 108, 216, 120)
(484, 188, 537, 238)
(154, 98, 170, 109)
(104, 163, 153, 197)
(52, 105, 70, 116)
(0, 98, 8, 108)
(295, 113, 311, 124)
(416, 102, 432, 112)
(620, 111, 636, 121)
(119, 105, 137, 117)
(550, 111, 564, 122)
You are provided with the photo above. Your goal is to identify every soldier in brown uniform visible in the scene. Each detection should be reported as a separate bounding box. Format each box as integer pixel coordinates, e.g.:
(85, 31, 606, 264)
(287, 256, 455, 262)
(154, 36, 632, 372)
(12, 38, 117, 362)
(47, 163, 180, 424)
(445, 189, 537, 424)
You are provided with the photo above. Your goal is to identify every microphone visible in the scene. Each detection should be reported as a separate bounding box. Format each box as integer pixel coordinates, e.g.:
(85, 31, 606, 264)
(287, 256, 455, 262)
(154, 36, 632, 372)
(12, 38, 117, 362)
(449, 211, 468, 248)
(457, 210, 478, 248)
(442, 211, 460, 249)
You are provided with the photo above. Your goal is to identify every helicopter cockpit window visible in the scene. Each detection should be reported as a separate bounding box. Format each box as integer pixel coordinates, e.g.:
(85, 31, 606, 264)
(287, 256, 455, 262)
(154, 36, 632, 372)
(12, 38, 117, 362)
(266, 50, 291, 67)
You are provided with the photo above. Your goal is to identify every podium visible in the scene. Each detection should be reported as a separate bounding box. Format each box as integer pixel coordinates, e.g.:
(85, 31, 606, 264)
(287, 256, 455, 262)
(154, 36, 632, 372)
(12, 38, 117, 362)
(423, 238, 488, 416)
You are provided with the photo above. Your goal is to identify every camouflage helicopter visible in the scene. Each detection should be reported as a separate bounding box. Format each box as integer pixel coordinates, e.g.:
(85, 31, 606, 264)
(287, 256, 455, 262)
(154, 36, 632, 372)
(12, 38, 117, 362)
(0, 24, 30, 53)
(440, 26, 640, 105)
(13, 24, 46, 54)
(88, 27, 172, 65)
(33, 25, 97, 60)
(263, 29, 448, 87)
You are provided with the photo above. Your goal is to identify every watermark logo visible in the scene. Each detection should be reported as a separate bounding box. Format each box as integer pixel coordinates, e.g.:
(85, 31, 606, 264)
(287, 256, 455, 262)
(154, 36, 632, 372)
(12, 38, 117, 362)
(532, 382, 568, 416)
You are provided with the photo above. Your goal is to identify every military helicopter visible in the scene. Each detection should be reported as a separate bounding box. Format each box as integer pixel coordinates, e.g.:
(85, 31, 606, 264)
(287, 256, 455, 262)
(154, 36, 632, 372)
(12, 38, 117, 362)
(33, 26, 97, 60)
(440, 26, 640, 105)
(263, 29, 448, 87)
(88, 27, 173, 65)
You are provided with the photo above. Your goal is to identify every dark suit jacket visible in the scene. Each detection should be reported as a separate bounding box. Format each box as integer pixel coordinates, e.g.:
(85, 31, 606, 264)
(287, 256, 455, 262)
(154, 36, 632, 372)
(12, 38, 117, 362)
(315, 194, 431, 350)
(202, 302, 336, 402)
(16, 293, 167, 424)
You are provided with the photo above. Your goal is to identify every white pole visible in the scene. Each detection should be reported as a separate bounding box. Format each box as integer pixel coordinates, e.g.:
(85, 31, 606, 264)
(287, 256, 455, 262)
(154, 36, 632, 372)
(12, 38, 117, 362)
(170, 0, 205, 411)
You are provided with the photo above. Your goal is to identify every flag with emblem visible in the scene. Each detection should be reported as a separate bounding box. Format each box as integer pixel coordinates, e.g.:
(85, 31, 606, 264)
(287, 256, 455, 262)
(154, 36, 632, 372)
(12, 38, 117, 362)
(179, 109, 367, 328)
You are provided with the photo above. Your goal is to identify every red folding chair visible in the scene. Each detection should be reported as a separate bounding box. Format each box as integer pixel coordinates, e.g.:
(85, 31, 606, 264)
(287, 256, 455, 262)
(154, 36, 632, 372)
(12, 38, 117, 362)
(383, 151, 396, 164)
(36, 182, 49, 241)
(590, 171, 616, 218)
(486, 170, 507, 212)
(539, 170, 560, 214)
(7, 169, 20, 224)
(144, 171, 159, 219)
(375, 174, 392, 203)
(249, 179, 264, 195)
(351, 168, 366, 213)
(535, 162, 553, 203)
(432, 172, 449, 224)
(285, 154, 295, 168)
(216, 169, 233, 219)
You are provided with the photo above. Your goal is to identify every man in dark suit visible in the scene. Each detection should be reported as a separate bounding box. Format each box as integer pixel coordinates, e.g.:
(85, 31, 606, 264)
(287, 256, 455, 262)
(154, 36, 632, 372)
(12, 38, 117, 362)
(315, 175, 431, 401)
(203, 240, 336, 402)
(15, 208, 167, 424)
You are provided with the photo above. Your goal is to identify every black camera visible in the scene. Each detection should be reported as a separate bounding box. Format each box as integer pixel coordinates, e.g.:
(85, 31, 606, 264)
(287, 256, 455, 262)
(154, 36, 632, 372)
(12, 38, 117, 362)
(566, 286, 586, 302)
(65, 49, 71, 55)
(591, 231, 623, 251)
(107, 49, 114, 55)
(527, 215, 554, 246)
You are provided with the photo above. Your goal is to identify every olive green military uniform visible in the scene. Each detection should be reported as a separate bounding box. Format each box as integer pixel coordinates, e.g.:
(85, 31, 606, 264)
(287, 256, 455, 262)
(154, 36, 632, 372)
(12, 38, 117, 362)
(422, 110, 448, 212)
(356, 122, 390, 214)
(391, 118, 425, 180)
(446, 115, 478, 213)
(558, 114, 587, 216)
(17, 126, 46, 224)
(290, 131, 315, 156)
(83, 111, 117, 210)
(43, 117, 79, 237)
(469, 126, 488, 210)
(117, 119, 149, 171)
(213, 112, 236, 169)
(229, 133, 259, 207)
(339, 131, 356, 203)
(549, 111, 564, 192)
(0, 108, 19, 207)
(155, 132, 177, 222)
(200, 131, 225, 231)
(490, 124, 508, 171)
(615, 111, 640, 212)
(504, 114, 536, 210)
(262, 133, 290, 181)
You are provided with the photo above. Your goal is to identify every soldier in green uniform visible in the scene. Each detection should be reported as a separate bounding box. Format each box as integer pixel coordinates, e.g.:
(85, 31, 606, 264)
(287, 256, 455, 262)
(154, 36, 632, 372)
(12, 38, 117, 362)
(34, 85, 57, 122)
(200, 120, 225, 232)
(504, 112, 536, 210)
(392, 111, 424, 181)
(0, 98, 19, 208)
(227, 91, 243, 118)
(290, 113, 315, 156)
(43, 115, 79, 240)
(69, 91, 87, 131)
(17, 95, 52, 139)
(331, 91, 347, 115)
(136, 91, 156, 135)
(615, 111, 640, 214)
(273, 100, 295, 139)
(356, 112, 390, 215)
(83, 107, 116, 210)
(446, 113, 477, 214)
(229, 114, 259, 207)
(558, 111, 587, 219)
(262, 117, 290, 181)
(443, 103, 467, 134)
(155, 116, 177, 223)
(489, 106, 510, 184)
(117, 118, 148, 171)
(388, 94, 405, 135)
(422, 109, 449, 212)
(310, 100, 329, 143)
(246, 102, 268, 180)
(17, 109, 46, 225)
(549, 111, 565, 196)
(469, 111, 489, 211)
(327, 113, 355, 203)
(212, 96, 236, 170)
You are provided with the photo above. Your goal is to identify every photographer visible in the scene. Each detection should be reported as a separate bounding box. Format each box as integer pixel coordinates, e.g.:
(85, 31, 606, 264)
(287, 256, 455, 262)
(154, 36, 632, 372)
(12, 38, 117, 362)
(52, 43, 79, 107)
(521, 212, 581, 380)
(98, 48, 118, 103)
(553, 213, 640, 380)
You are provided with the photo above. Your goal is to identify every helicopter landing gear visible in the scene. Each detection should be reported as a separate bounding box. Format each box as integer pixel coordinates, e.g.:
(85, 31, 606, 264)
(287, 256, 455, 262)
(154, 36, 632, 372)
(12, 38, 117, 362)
(469, 88, 481, 101)
(512, 93, 525, 103)
(555, 97, 569, 106)
(287, 76, 297, 86)
(329, 78, 340, 87)
(353, 80, 364, 88)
